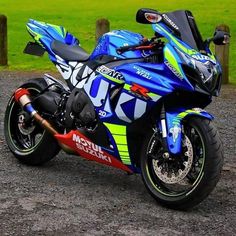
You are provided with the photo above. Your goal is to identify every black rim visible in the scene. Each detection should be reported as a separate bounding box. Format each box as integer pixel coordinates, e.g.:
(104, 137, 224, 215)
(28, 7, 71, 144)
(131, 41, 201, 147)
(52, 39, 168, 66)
(146, 122, 205, 197)
(7, 88, 45, 154)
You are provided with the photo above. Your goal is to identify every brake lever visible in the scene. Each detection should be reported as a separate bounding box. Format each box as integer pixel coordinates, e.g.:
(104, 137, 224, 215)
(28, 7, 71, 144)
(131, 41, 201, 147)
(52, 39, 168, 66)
(116, 39, 150, 54)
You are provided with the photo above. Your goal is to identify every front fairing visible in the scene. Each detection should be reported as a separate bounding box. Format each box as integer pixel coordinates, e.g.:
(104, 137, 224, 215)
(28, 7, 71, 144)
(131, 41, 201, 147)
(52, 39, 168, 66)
(153, 23, 222, 96)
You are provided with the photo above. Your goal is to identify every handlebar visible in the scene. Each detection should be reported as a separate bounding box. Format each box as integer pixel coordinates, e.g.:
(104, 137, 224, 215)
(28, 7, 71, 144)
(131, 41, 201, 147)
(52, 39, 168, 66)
(116, 43, 143, 54)
(116, 37, 160, 54)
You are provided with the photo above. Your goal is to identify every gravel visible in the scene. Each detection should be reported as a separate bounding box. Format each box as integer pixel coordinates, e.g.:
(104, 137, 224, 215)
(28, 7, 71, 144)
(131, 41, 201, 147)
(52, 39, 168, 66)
(0, 71, 235, 235)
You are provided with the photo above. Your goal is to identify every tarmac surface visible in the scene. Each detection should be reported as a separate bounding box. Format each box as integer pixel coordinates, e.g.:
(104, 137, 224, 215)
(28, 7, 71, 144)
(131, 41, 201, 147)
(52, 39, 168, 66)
(0, 72, 235, 235)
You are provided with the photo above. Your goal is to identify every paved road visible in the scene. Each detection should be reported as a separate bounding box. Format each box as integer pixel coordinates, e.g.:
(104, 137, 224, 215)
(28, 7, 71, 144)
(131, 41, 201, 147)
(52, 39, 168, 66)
(0, 72, 235, 235)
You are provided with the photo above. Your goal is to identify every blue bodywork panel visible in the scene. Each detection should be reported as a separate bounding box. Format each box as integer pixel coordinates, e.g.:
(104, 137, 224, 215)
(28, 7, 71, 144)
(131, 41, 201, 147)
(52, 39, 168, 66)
(91, 30, 144, 59)
(162, 109, 213, 154)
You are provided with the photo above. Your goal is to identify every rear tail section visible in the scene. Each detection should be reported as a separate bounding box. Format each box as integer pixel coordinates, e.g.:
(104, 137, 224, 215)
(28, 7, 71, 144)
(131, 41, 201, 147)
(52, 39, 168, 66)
(26, 19, 79, 62)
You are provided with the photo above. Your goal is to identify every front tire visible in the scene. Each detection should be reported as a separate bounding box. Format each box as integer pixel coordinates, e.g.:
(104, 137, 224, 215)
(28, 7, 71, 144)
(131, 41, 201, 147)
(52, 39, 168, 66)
(4, 78, 60, 165)
(141, 117, 224, 210)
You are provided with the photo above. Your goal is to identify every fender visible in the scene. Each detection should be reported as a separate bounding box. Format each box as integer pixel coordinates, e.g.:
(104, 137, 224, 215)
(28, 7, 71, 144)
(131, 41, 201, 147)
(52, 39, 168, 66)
(159, 108, 213, 155)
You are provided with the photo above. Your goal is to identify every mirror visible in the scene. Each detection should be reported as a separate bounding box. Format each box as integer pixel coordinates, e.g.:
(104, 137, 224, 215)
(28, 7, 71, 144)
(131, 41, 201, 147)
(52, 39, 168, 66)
(204, 30, 230, 48)
(136, 8, 162, 24)
(213, 30, 230, 45)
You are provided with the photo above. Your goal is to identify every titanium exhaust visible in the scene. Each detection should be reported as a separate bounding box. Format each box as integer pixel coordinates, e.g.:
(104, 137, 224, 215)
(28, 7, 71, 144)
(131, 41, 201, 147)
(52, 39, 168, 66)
(14, 88, 75, 153)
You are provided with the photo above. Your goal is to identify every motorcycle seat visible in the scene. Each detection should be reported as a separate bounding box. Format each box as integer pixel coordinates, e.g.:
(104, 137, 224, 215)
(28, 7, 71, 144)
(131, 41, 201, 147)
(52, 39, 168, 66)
(51, 40, 90, 61)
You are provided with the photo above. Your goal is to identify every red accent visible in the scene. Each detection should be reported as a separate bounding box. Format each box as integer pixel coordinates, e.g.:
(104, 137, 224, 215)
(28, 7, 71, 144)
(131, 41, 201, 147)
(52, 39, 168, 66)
(135, 45, 154, 50)
(54, 130, 133, 173)
(130, 83, 150, 99)
(14, 88, 30, 102)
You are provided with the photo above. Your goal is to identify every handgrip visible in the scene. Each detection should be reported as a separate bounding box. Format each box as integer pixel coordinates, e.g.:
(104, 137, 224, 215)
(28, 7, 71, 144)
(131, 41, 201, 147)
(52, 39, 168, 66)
(116, 43, 144, 54)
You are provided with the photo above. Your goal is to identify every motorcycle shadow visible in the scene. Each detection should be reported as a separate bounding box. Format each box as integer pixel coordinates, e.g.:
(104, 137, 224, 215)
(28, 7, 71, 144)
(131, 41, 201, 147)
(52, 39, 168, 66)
(37, 152, 148, 197)
(36, 152, 232, 213)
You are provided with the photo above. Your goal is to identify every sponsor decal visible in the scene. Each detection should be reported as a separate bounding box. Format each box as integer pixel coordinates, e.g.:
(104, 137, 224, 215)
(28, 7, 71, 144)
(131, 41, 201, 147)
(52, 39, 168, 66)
(169, 125, 181, 143)
(96, 65, 124, 81)
(98, 110, 107, 117)
(191, 54, 216, 64)
(165, 61, 183, 79)
(162, 14, 179, 31)
(54, 131, 133, 173)
(55, 55, 72, 80)
(55, 56, 96, 87)
(133, 65, 152, 80)
(72, 134, 112, 163)
(130, 83, 150, 99)
(115, 92, 147, 122)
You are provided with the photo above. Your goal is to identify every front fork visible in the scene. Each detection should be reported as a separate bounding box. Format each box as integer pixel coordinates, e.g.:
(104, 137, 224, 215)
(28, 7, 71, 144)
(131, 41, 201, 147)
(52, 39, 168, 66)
(158, 105, 213, 155)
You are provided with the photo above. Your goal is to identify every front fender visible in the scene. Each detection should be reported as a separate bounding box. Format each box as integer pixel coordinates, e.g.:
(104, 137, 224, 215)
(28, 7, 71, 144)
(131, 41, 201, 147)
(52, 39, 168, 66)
(159, 108, 213, 155)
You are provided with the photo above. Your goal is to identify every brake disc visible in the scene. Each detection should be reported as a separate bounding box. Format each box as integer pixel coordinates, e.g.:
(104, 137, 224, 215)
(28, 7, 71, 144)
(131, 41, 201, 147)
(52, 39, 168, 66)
(152, 135, 193, 184)
(18, 113, 35, 135)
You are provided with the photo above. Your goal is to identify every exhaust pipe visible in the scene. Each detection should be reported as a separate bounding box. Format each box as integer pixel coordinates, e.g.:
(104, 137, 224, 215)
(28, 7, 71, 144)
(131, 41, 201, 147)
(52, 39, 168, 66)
(14, 88, 59, 135)
(14, 88, 75, 153)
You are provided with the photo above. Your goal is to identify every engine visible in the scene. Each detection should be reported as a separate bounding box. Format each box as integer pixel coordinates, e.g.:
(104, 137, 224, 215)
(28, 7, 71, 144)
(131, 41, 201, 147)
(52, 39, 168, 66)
(34, 86, 96, 130)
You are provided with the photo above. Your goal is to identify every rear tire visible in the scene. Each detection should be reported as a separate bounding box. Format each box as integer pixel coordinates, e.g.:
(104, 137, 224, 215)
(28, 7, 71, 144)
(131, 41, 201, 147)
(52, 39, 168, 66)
(141, 117, 224, 210)
(4, 78, 60, 165)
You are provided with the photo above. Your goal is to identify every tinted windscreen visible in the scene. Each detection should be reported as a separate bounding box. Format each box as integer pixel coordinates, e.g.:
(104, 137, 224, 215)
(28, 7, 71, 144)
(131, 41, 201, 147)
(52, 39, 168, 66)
(165, 10, 204, 51)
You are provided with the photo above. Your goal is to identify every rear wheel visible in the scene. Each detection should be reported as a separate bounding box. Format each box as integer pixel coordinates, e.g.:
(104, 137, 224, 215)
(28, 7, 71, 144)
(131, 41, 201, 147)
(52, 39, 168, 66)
(4, 78, 60, 165)
(141, 117, 224, 210)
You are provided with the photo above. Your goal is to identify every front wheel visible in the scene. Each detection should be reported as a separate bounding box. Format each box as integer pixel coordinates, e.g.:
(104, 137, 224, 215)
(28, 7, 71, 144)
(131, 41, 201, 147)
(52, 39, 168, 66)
(141, 117, 224, 210)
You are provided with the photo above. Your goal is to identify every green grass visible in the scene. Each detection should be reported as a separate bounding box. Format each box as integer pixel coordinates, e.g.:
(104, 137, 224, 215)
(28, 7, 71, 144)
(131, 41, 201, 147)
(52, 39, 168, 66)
(0, 0, 235, 83)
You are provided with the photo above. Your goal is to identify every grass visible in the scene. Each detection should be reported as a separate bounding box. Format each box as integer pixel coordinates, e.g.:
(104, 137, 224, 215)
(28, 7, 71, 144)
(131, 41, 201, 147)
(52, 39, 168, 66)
(0, 0, 235, 83)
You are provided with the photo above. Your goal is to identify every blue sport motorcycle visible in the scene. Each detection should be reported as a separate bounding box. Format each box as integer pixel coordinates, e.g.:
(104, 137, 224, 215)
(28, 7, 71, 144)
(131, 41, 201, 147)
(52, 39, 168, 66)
(4, 9, 229, 209)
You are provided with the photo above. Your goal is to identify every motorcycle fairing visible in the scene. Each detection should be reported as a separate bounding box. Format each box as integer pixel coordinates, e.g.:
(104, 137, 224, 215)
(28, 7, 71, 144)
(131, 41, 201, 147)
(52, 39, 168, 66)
(153, 22, 217, 65)
(87, 59, 196, 125)
(162, 109, 213, 154)
(54, 129, 133, 173)
(103, 123, 132, 166)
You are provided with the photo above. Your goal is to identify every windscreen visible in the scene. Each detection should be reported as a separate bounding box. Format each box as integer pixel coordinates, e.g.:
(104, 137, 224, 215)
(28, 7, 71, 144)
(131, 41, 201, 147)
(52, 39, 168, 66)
(165, 10, 205, 51)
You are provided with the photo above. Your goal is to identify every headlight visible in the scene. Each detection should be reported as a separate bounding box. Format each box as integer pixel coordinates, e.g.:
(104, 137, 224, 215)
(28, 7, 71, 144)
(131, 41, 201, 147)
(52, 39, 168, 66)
(176, 48, 221, 93)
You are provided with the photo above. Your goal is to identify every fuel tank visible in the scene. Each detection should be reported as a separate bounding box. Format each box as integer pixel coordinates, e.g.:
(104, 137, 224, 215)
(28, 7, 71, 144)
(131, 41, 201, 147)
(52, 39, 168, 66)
(90, 30, 144, 59)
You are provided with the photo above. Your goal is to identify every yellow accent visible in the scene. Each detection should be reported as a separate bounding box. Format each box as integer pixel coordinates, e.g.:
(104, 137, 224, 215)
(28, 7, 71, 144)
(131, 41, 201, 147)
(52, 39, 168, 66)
(48, 23, 64, 37)
(104, 123, 131, 165)
(100, 73, 124, 84)
(119, 151, 129, 155)
(113, 134, 127, 144)
(104, 123, 126, 135)
(164, 47, 183, 76)
(117, 144, 129, 152)
(155, 24, 197, 55)
(124, 84, 130, 90)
